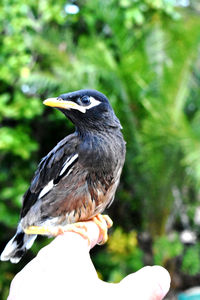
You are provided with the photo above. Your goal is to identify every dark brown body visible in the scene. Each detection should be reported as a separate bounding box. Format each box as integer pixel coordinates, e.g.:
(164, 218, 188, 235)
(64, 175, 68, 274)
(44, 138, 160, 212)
(21, 129, 125, 229)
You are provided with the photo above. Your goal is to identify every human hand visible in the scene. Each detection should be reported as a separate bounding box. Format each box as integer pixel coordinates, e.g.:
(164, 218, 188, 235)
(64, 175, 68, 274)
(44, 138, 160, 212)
(7, 221, 170, 300)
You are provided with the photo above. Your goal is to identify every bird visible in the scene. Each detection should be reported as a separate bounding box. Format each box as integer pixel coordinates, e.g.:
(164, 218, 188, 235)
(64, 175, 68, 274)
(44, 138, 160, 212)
(0, 89, 126, 263)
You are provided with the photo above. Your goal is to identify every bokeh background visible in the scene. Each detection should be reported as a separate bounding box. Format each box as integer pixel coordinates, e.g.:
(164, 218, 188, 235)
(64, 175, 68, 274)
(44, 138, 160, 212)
(0, 0, 200, 299)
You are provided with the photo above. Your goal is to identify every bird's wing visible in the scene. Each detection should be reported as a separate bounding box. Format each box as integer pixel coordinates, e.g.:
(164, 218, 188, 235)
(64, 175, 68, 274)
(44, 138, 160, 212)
(30, 134, 80, 193)
(20, 133, 80, 218)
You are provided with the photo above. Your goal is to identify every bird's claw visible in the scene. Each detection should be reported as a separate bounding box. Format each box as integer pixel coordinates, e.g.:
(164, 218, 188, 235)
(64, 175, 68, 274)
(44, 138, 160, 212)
(92, 214, 113, 245)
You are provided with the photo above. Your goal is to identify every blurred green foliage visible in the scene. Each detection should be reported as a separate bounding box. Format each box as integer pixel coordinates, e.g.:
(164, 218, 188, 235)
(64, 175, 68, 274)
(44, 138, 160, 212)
(95, 228, 144, 282)
(153, 234, 184, 266)
(182, 243, 200, 276)
(1, 0, 200, 298)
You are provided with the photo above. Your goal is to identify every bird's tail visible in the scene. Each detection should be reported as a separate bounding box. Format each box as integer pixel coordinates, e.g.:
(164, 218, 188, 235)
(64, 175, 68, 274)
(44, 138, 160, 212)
(0, 224, 37, 263)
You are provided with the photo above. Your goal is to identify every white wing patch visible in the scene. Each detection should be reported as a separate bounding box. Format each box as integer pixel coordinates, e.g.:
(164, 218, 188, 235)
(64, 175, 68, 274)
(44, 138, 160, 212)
(38, 154, 78, 199)
(39, 179, 54, 199)
(59, 154, 78, 176)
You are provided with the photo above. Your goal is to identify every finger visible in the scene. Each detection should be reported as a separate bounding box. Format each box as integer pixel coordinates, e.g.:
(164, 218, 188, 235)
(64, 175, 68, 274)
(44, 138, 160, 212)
(33, 223, 100, 278)
(7, 224, 100, 300)
(39, 220, 101, 257)
(118, 266, 171, 300)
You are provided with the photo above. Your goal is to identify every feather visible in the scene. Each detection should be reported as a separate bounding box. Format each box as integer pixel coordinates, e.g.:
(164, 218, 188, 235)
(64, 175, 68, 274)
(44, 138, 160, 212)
(0, 223, 37, 263)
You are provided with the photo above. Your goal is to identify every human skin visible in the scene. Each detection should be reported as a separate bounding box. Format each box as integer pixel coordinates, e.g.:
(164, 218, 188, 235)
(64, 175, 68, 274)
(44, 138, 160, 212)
(7, 221, 170, 300)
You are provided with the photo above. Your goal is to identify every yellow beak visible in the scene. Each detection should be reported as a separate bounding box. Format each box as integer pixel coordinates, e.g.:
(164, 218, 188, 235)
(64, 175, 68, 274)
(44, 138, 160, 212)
(43, 98, 86, 113)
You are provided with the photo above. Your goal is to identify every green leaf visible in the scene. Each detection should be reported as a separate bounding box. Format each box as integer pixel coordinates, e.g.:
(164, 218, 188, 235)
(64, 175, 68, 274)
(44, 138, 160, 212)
(0, 126, 38, 159)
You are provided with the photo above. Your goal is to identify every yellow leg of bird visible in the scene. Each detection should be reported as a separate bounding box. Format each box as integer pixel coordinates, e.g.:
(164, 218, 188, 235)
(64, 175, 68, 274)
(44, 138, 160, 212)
(92, 214, 113, 245)
(24, 226, 54, 235)
(24, 214, 113, 245)
(24, 223, 91, 245)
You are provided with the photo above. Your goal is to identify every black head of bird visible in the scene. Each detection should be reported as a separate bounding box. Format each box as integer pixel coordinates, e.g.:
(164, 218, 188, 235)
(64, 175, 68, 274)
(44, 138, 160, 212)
(43, 89, 122, 132)
(0, 89, 126, 263)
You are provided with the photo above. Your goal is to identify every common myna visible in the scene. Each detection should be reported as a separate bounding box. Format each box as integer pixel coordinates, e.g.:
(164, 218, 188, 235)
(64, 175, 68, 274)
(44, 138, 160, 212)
(1, 89, 126, 263)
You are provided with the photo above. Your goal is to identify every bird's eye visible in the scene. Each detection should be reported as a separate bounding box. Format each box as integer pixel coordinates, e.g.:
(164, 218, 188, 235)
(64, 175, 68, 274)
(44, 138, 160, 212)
(81, 96, 91, 106)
